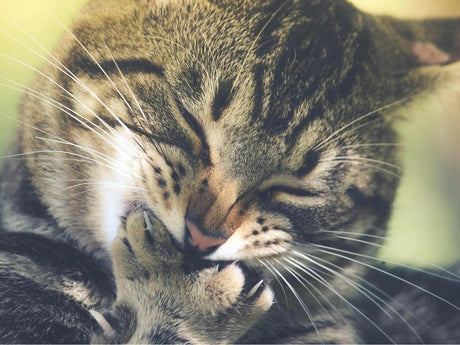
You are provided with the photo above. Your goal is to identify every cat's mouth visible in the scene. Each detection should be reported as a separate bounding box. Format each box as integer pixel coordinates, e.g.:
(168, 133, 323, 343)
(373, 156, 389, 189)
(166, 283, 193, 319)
(121, 205, 290, 268)
(182, 256, 269, 290)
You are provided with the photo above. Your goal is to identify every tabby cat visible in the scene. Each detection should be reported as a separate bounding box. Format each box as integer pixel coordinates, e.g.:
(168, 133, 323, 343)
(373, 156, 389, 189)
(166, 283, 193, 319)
(1, 0, 460, 343)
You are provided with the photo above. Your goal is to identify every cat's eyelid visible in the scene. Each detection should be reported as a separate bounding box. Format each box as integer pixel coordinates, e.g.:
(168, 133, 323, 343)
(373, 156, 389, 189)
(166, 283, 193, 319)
(266, 185, 321, 198)
(258, 175, 323, 199)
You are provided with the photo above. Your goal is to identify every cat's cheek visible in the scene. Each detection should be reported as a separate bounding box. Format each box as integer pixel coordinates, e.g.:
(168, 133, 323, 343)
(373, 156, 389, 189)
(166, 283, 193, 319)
(205, 220, 292, 262)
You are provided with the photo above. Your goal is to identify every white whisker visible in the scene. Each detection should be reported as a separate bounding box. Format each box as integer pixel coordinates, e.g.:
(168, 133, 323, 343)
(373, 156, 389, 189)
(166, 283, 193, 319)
(263, 258, 324, 343)
(319, 158, 402, 178)
(311, 244, 460, 312)
(289, 250, 396, 344)
(314, 94, 420, 152)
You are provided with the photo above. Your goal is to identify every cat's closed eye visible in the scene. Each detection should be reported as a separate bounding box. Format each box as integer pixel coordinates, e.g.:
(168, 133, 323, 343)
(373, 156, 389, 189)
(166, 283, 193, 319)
(0, 0, 459, 344)
(260, 186, 322, 200)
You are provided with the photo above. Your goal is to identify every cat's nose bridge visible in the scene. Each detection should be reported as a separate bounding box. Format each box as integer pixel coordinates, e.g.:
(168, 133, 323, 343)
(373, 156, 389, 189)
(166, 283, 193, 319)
(186, 176, 242, 250)
(202, 181, 240, 231)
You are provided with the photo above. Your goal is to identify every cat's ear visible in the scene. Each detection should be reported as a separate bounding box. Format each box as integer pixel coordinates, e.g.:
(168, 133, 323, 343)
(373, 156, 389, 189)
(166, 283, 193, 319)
(375, 16, 460, 120)
(379, 16, 460, 67)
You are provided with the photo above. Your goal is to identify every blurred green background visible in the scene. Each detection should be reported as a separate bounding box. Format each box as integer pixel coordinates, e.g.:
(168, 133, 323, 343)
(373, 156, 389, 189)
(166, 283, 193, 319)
(0, 0, 459, 267)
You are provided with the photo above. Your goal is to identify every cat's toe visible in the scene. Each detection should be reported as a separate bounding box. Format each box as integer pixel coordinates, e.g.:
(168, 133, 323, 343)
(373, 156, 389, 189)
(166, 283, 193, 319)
(246, 282, 274, 313)
(122, 211, 180, 269)
(192, 261, 245, 314)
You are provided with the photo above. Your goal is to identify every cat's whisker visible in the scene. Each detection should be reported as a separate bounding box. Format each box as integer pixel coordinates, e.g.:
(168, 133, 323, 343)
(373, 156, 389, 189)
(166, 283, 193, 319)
(279, 258, 345, 327)
(0, 109, 73, 143)
(284, 255, 406, 337)
(0, 109, 138, 181)
(231, 0, 290, 94)
(316, 117, 384, 152)
(68, 185, 145, 198)
(63, 181, 145, 193)
(314, 93, 420, 152)
(0, 58, 134, 154)
(310, 244, 460, 312)
(295, 253, 425, 343)
(300, 248, 434, 340)
(105, 52, 171, 166)
(2, 157, 92, 164)
(263, 258, 324, 344)
(103, 50, 146, 122)
(0, 30, 138, 155)
(326, 233, 460, 282)
(34, 136, 140, 180)
(332, 142, 420, 150)
(288, 250, 397, 344)
(257, 258, 291, 312)
(287, 252, 392, 318)
(323, 156, 403, 171)
(319, 159, 402, 178)
(293, 251, 413, 319)
(283, 257, 353, 327)
(31, 11, 143, 156)
(1, 150, 135, 181)
(0, 79, 144, 167)
(293, 236, 459, 282)
(266, 258, 324, 343)
(320, 230, 387, 240)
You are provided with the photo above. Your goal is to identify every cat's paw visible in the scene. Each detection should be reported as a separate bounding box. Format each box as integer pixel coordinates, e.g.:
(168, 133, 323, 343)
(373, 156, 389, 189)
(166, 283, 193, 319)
(183, 262, 274, 343)
(111, 210, 181, 287)
(190, 261, 273, 317)
(93, 211, 273, 344)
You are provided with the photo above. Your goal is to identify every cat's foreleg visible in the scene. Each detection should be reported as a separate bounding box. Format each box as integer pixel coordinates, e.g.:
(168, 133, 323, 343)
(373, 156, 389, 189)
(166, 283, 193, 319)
(92, 211, 274, 344)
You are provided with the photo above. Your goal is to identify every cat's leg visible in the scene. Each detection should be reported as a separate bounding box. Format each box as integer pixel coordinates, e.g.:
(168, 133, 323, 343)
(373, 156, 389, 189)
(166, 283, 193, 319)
(250, 323, 360, 344)
(93, 211, 274, 344)
(0, 232, 113, 343)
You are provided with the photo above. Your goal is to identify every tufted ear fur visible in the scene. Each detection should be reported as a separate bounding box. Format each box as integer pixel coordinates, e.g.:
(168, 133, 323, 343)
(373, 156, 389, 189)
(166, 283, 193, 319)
(379, 17, 460, 66)
(364, 14, 460, 116)
(377, 16, 460, 122)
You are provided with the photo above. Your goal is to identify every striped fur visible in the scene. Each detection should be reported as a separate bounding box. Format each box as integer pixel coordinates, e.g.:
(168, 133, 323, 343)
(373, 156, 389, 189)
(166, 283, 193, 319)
(0, 0, 460, 343)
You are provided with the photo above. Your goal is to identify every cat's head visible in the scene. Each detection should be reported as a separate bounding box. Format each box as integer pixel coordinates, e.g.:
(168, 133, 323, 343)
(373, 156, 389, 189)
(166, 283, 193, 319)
(22, 0, 460, 268)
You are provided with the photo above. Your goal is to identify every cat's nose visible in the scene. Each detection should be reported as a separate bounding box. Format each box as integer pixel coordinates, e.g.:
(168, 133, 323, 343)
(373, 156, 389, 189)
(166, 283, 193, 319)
(185, 218, 227, 252)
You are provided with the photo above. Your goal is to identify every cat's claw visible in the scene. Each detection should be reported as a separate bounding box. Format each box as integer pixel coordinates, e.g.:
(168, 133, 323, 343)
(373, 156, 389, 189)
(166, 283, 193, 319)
(247, 280, 264, 299)
(89, 309, 114, 337)
(143, 211, 155, 234)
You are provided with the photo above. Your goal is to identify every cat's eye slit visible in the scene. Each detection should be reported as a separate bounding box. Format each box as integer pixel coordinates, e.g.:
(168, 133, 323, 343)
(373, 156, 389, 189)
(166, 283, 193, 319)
(262, 186, 320, 198)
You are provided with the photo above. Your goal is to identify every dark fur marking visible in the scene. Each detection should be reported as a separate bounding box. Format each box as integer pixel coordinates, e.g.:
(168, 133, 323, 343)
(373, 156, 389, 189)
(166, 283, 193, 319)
(145, 229, 154, 246)
(296, 149, 321, 176)
(144, 326, 188, 344)
(175, 100, 212, 166)
(251, 63, 266, 123)
(173, 183, 181, 195)
(171, 171, 180, 181)
(212, 79, 234, 121)
(69, 56, 164, 77)
(122, 238, 134, 255)
(178, 164, 186, 176)
(257, 217, 265, 224)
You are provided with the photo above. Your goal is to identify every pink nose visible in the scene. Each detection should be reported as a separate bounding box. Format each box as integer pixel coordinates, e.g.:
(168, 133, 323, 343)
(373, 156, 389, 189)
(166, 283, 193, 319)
(185, 219, 227, 252)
